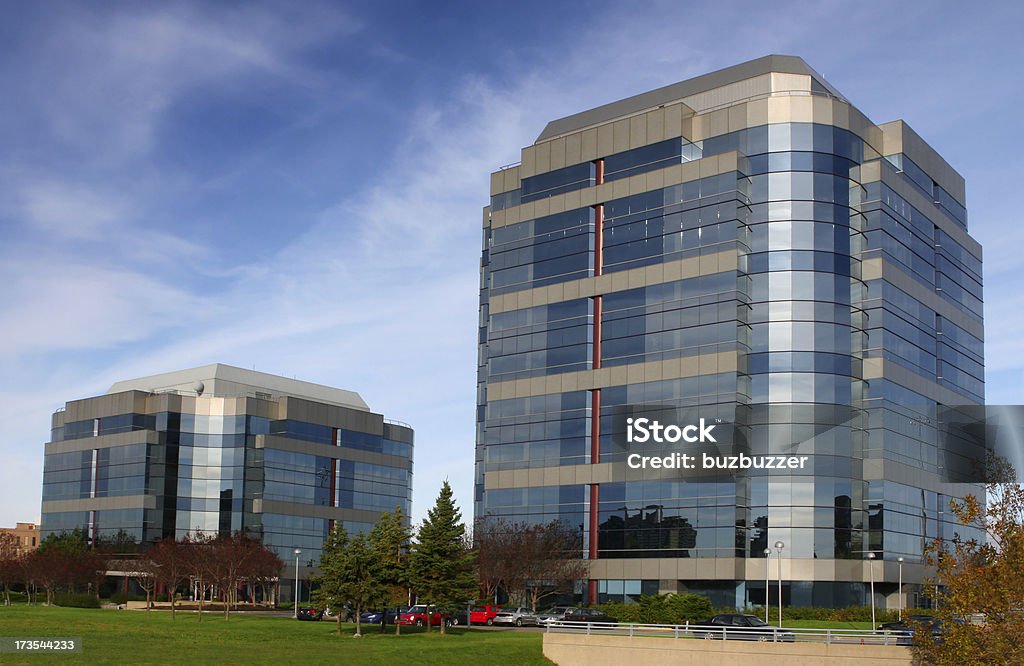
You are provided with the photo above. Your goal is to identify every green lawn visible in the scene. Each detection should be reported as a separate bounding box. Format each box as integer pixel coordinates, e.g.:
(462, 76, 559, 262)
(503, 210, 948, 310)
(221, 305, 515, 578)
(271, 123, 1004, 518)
(0, 606, 553, 665)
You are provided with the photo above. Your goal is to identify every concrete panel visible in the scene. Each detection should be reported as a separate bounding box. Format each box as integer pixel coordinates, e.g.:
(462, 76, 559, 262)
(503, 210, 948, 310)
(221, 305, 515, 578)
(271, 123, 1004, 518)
(535, 141, 551, 174)
(612, 118, 630, 153)
(549, 137, 567, 170)
(647, 108, 665, 143)
(581, 128, 598, 162)
(565, 132, 582, 165)
(543, 633, 912, 666)
(630, 114, 647, 148)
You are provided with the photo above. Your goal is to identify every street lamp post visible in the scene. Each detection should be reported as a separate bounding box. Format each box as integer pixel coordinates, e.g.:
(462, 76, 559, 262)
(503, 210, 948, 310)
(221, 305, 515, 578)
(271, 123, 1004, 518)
(763, 548, 771, 623)
(294, 549, 302, 619)
(774, 541, 785, 626)
(867, 552, 876, 629)
(897, 557, 904, 621)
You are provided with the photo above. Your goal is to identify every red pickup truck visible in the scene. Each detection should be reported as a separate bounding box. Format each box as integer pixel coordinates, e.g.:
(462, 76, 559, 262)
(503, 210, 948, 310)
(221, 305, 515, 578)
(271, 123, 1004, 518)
(470, 604, 502, 626)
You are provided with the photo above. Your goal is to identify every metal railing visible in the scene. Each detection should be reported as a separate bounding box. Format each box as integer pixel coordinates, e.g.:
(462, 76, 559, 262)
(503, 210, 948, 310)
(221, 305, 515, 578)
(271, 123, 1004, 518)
(545, 620, 913, 646)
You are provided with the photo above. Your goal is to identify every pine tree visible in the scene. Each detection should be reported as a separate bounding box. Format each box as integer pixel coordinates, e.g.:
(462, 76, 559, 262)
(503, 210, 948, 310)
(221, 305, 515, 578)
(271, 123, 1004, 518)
(314, 525, 385, 637)
(410, 481, 476, 636)
(369, 507, 412, 635)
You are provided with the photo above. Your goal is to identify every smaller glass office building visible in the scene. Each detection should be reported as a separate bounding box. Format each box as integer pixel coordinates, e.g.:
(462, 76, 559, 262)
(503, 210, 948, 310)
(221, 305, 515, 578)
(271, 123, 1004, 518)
(41, 364, 413, 601)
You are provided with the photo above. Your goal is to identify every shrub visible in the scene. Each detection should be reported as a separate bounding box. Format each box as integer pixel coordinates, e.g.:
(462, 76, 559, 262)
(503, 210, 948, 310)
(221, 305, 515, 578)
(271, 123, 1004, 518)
(53, 593, 100, 608)
(108, 593, 149, 605)
(668, 593, 714, 622)
(596, 593, 714, 624)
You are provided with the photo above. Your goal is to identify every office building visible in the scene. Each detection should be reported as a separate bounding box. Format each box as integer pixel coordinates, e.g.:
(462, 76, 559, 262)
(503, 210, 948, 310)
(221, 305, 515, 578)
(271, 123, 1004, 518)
(0, 522, 40, 555)
(41, 364, 413, 597)
(475, 55, 983, 609)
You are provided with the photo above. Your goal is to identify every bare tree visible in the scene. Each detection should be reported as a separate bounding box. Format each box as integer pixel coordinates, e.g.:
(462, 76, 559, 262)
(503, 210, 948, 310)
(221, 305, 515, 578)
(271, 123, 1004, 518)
(246, 542, 283, 608)
(182, 533, 215, 621)
(125, 557, 158, 611)
(476, 518, 587, 611)
(474, 517, 516, 602)
(149, 538, 190, 619)
(0, 533, 21, 605)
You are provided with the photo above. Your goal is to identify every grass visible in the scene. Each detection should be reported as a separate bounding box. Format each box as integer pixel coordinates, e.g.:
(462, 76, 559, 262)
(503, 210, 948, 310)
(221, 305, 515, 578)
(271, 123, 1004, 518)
(0, 605, 553, 665)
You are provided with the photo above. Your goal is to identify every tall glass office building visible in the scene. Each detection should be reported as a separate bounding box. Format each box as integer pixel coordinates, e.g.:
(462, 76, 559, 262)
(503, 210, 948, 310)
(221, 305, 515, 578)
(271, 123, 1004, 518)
(41, 364, 413, 599)
(475, 56, 983, 609)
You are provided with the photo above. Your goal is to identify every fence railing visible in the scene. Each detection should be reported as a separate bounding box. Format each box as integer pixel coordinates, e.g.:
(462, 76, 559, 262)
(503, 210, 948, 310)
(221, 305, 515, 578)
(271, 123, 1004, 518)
(545, 620, 913, 646)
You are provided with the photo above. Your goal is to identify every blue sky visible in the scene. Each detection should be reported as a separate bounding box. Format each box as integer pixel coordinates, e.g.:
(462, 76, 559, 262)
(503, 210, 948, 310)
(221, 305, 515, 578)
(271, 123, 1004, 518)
(1, 0, 1022, 528)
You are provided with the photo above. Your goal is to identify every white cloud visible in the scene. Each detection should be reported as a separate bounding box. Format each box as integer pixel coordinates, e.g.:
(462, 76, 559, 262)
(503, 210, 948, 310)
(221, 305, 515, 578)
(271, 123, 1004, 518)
(1, 0, 1021, 530)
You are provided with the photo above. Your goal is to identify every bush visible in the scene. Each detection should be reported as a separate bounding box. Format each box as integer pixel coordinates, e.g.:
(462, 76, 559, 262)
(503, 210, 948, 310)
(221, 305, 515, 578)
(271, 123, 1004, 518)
(53, 593, 100, 608)
(108, 593, 149, 605)
(596, 593, 714, 624)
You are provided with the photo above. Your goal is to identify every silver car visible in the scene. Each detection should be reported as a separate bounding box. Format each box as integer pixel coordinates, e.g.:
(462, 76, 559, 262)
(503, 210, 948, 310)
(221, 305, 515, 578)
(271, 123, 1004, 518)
(535, 606, 577, 625)
(493, 607, 539, 627)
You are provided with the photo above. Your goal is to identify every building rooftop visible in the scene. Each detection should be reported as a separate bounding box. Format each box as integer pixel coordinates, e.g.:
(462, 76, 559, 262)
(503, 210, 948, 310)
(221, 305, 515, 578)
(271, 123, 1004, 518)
(536, 54, 843, 142)
(107, 363, 369, 411)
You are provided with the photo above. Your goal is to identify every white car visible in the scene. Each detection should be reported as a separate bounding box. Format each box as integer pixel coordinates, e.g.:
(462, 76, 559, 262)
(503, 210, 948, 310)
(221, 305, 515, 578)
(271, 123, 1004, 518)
(493, 607, 539, 627)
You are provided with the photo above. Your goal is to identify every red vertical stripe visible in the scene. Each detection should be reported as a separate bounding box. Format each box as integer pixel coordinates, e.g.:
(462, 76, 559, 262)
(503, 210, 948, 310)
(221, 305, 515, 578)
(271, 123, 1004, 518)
(588, 158, 607, 602)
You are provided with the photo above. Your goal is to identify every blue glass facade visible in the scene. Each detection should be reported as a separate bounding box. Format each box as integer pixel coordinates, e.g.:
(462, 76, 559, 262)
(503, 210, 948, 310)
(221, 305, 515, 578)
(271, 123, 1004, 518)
(477, 57, 983, 610)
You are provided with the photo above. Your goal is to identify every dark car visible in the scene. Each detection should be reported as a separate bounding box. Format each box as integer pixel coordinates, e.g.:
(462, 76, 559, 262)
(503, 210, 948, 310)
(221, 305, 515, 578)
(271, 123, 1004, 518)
(693, 614, 794, 642)
(296, 606, 324, 621)
(562, 608, 619, 625)
(878, 616, 958, 644)
(360, 608, 406, 625)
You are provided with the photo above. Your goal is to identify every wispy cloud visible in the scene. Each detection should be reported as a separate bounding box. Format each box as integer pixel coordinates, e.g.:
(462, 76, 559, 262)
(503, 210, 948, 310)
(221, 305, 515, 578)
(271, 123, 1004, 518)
(0, 1, 1020, 528)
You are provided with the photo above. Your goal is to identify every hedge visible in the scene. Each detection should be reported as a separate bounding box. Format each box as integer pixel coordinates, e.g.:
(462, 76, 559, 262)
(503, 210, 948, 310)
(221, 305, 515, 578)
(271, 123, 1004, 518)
(53, 593, 101, 608)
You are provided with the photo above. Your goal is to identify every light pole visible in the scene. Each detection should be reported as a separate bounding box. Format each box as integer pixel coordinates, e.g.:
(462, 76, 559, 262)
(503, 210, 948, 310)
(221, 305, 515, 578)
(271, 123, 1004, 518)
(294, 549, 302, 619)
(774, 541, 784, 626)
(867, 552, 876, 629)
(763, 548, 771, 623)
(897, 557, 904, 621)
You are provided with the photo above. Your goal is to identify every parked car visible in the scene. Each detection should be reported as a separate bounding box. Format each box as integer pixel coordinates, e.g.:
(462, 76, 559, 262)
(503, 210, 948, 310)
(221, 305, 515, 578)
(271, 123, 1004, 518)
(494, 607, 539, 627)
(360, 608, 406, 625)
(692, 614, 795, 642)
(397, 605, 455, 627)
(878, 616, 959, 644)
(535, 606, 577, 625)
(296, 606, 324, 621)
(563, 608, 619, 625)
(470, 604, 503, 626)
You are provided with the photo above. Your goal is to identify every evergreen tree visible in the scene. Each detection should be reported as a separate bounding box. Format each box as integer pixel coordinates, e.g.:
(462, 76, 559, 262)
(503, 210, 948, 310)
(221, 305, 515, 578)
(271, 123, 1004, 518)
(369, 507, 413, 635)
(314, 525, 384, 637)
(410, 481, 476, 635)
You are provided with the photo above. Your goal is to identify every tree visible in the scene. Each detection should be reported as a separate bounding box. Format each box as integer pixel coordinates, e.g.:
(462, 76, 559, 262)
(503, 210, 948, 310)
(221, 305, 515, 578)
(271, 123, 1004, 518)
(916, 461, 1024, 665)
(518, 521, 587, 612)
(182, 532, 216, 622)
(0, 532, 21, 605)
(370, 507, 413, 635)
(125, 556, 158, 611)
(314, 525, 385, 637)
(474, 517, 515, 604)
(246, 545, 283, 608)
(474, 518, 587, 611)
(410, 481, 476, 636)
(149, 538, 190, 620)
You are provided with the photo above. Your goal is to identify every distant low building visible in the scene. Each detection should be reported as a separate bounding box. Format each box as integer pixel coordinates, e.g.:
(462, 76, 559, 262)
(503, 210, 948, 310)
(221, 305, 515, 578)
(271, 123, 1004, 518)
(0, 522, 40, 555)
(40, 363, 414, 602)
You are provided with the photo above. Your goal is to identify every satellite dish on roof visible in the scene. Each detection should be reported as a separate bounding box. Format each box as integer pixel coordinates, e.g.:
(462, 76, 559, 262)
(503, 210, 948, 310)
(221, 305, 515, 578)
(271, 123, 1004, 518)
(193, 381, 205, 396)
